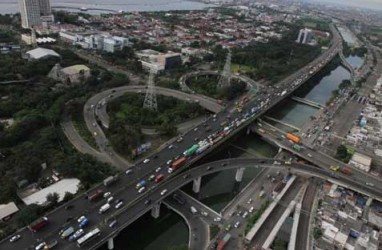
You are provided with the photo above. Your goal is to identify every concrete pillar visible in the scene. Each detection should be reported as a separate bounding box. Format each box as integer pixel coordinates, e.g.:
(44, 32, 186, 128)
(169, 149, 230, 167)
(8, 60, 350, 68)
(107, 237, 114, 250)
(151, 202, 161, 219)
(235, 168, 245, 182)
(192, 177, 202, 193)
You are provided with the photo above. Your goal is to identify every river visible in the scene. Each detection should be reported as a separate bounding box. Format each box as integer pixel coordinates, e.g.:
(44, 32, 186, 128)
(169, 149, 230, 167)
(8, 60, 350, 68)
(0, 0, 213, 14)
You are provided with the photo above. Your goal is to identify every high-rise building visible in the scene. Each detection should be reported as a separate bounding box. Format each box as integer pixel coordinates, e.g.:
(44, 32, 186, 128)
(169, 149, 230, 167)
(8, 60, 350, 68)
(19, 0, 52, 29)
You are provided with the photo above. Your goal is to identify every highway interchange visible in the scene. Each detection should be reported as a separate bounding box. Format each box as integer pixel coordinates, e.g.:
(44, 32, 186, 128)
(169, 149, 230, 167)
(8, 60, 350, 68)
(2, 24, 377, 250)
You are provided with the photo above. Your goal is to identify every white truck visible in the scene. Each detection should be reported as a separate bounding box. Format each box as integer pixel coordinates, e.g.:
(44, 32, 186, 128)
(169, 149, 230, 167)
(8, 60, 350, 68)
(99, 203, 111, 214)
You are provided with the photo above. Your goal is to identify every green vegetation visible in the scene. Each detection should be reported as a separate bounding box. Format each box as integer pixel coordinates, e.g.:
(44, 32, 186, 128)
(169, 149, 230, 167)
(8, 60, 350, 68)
(335, 145, 353, 163)
(227, 25, 322, 83)
(297, 17, 331, 31)
(107, 93, 207, 158)
(210, 225, 220, 239)
(245, 200, 270, 234)
(273, 238, 288, 250)
(313, 227, 323, 240)
(186, 76, 247, 100)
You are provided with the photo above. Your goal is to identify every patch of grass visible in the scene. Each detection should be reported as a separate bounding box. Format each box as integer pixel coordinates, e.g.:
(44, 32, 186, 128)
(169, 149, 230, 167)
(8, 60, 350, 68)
(72, 112, 97, 149)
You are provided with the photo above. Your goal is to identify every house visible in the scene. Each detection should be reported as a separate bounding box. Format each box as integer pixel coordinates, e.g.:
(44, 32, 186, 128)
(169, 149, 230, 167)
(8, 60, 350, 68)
(48, 64, 90, 85)
(0, 202, 19, 222)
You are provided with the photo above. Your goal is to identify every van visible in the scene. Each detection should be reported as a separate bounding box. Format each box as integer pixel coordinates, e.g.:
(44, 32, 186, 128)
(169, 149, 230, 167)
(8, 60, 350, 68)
(190, 206, 197, 214)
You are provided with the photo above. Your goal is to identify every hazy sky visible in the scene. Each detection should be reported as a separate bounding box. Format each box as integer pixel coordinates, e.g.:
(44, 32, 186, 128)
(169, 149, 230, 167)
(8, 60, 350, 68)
(304, 0, 382, 10)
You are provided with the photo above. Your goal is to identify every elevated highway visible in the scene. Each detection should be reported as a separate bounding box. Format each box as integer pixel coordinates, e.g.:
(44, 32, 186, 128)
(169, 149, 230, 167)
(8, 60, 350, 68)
(3, 157, 382, 250)
(2, 23, 347, 250)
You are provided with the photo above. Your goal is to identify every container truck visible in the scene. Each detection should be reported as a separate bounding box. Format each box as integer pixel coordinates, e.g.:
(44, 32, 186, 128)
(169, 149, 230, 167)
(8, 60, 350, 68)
(99, 203, 111, 214)
(155, 174, 164, 183)
(88, 189, 103, 201)
(28, 217, 49, 232)
(183, 144, 199, 156)
(286, 133, 301, 143)
(217, 233, 231, 250)
(340, 166, 352, 175)
(60, 226, 74, 239)
(103, 175, 118, 186)
(196, 143, 210, 155)
(171, 157, 187, 172)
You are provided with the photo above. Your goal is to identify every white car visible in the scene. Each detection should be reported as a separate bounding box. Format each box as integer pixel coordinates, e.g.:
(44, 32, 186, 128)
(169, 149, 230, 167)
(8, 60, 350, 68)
(201, 211, 209, 217)
(242, 211, 248, 218)
(103, 192, 111, 198)
(155, 167, 161, 173)
(166, 160, 173, 165)
(77, 216, 86, 223)
(35, 242, 46, 250)
(213, 217, 222, 222)
(115, 201, 124, 209)
(138, 187, 146, 193)
(366, 182, 374, 187)
(249, 206, 254, 213)
(125, 169, 133, 175)
(9, 235, 21, 243)
(143, 159, 150, 164)
(234, 221, 241, 228)
(107, 197, 114, 203)
(160, 189, 168, 196)
(168, 144, 174, 149)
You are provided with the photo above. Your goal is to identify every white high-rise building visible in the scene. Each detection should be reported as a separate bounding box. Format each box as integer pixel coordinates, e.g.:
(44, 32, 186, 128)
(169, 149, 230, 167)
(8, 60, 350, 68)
(19, 0, 52, 29)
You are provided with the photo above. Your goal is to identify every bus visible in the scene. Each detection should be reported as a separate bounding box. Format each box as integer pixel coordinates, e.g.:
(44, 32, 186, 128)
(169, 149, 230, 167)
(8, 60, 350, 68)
(77, 228, 101, 247)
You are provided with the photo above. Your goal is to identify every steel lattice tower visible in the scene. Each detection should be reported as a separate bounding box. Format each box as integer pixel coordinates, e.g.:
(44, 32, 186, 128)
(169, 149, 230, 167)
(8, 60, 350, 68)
(143, 70, 158, 111)
(218, 49, 232, 88)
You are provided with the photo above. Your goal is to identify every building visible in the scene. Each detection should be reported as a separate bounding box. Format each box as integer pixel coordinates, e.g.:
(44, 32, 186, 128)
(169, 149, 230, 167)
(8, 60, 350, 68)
(349, 152, 372, 172)
(25, 47, 60, 60)
(136, 49, 181, 72)
(19, 0, 53, 29)
(21, 178, 80, 206)
(48, 64, 91, 84)
(296, 28, 313, 44)
(0, 202, 19, 222)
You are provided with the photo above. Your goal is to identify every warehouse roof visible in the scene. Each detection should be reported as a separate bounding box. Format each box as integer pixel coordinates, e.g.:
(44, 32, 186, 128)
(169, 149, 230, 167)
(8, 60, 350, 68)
(351, 152, 372, 167)
(26, 47, 60, 60)
(22, 178, 80, 206)
(0, 202, 19, 221)
(61, 64, 90, 76)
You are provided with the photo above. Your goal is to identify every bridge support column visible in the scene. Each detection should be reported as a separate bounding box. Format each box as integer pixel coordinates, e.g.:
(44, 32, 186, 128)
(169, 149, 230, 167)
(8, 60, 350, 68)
(151, 202, 161, 219)
(107, 237, 114, 250)
(235, 168, 245, 182)
(193, 177, 202, 193)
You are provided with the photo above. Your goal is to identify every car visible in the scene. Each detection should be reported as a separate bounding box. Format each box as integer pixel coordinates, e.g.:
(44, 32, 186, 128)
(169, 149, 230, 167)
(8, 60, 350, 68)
(242, 211, 248, 218)
(69, 229, 85, 242)
(115, 201, 124, 209)
(176, 137, 184, 143)
(148, 174, 155, 181)
(249, 206, 254, 213)
(143, 159, 150, 164)
(207, 166, 213, 171)
(183, 174, 190, 179)
(166, 160, 173, 165)
(160, 189, 168, 196)
(225, 224, 231, 231)
(214, 217, 222, 222)
(366, 182, 375, 187)
(9, 235, 21, 243)
(109, 220, 117, 228)
(138, 187, 146, 193)
(247, 198, 253, 204)
(236, 211, 242, 217)
(234, 221, 241, 228)
(201, 211, 209, 217)
(194, 137, 199, 141)
(194, 127, 198, 131)
(125, 169, 133, 175)
(168, 144, 175, 149)
(153, 155, 159, 159)
(307, 153, 312, 158)
(144, 199, 151, 205)
(115, 199, 123, 204)
(35, 242, 46, 250)
(77, 216, 86, 223)
(107, 197, 114, 203)
(155, 167, 162, 173)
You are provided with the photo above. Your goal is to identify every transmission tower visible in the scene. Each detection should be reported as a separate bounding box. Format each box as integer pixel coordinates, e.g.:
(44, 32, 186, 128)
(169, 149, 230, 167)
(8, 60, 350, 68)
(143, 70, 158, 111)
(218, 48, 232, 88)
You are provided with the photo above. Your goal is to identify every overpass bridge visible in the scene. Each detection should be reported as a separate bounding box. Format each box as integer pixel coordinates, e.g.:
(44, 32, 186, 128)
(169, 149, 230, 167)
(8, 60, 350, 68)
(291, 96, 324, 109)
(1, 24, 346, 250)
(3, 157, 382, 250)
(52, 6, 119, 13)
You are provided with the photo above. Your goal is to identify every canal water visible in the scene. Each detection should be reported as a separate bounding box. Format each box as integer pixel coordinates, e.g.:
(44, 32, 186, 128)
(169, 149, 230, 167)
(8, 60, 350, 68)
(102, 55, 363, 250)
(267, 55, 363, 130)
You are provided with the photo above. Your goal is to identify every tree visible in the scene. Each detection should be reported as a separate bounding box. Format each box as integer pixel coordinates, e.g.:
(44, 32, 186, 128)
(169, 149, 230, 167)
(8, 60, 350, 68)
(335, 145, 349, 161)
(62, 192, 75, 202)
(46, 192, 60, 206)
(15, 204, 42, 227)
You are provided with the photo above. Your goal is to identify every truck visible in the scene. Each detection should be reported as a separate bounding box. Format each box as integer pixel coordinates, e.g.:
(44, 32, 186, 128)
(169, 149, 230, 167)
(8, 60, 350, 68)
(171, 157, 187, 172)
(103, 175, 118, 187)
(99, 203, 111, 214)
(43, 240, 58, 250)
(79, 217, 89, 228)
(341, 166, 352, 175)
(155, 174, 164, 183)
(196, 143, 210, 155)
(293, 144, 302, 152)
(60, 226, 74, 239)
(183, 144, 199, 157)
(286, 133, 301, 144)
(217, 233, 231, 250)
(28, 217, 49, 232)
(88, 189, 103, 201)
